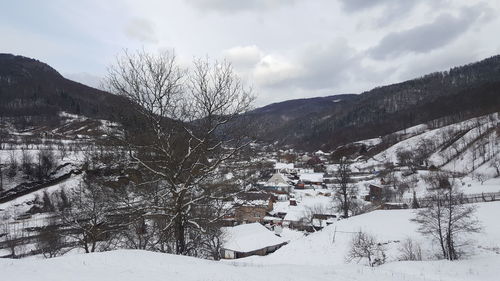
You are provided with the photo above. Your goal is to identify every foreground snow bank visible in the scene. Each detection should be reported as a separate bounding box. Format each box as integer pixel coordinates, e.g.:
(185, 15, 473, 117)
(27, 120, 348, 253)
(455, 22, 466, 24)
(1, 249, 500, 281)
(2, 202, 499, 281)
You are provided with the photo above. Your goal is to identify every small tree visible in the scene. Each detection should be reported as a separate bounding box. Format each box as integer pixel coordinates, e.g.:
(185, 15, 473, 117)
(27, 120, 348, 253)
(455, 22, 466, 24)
(412, 187, 481, 260)
(335, 157, 356, 218)
(301, 204, 331, 231)
(411, 190, 420, 209)
(398, 238, 423, 261)
(0, 156, 3, 192)
(59, 174, 118, 253)
(56, 188, 72, 211)
(20, 149, 34, 178)
(3, 222, 26, 258)
(346, 231, 386, 267)
(36, 149, 56, 180)
(36, 216, 65, 258)
(7, 150, 18, 178)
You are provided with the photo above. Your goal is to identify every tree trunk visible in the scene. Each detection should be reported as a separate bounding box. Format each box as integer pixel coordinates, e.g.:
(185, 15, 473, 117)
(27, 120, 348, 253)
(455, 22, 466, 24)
(174, 197, 186, 255)
(343, 189, 349, 218)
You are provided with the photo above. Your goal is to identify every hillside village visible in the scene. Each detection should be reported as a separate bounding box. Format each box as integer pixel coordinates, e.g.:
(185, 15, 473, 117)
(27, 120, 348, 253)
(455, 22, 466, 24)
(2, 111, 500, 262)
(2, 1, 500, 279)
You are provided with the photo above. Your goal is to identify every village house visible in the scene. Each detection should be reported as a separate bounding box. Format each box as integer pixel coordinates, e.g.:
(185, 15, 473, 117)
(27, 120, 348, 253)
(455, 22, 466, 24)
(234, 192, 274, 223)
(264, 172, 293, 193)
(365, 184, 383, 202)
(297, 173, 324, 188)
(221, 223, 288, 259)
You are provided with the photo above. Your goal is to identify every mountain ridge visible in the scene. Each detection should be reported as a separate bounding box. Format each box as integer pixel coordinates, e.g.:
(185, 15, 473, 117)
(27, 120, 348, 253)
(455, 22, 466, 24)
(2, 53, 500, 151)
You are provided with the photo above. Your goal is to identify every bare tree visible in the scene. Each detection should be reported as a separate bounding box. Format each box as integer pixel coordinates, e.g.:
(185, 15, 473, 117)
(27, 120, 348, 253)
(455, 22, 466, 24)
(59, 174, 118, 253)
(301, 204, 332, 231)
(7, 150, 18, 178)
(346, 231, 387, 267)
(36, 216, 65, 258)
(422, 171, 452, 190)
(2, 222, 26, 258)
(398, 238, 423, 261)
(0, 156, 3, 192)
(490, 154, 500, 177)
(36, 149, 56, 180)
(20, 149, 34, 178)
(57, 141, 68, 161)
(335, 157, 356, 218)
(105, 49, 254, 256)
(411, 186, 481, 260)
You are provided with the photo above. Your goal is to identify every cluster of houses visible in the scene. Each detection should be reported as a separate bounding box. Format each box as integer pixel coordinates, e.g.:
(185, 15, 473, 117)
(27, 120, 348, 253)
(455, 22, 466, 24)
(219, 148, 415, 259)
(220, 154, 338, 259)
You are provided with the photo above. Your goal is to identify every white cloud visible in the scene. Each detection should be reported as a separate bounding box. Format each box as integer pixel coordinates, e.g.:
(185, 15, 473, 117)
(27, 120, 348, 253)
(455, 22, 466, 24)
(185, 0, 296, 13)
(253, 54, 302, 87)
(223, 45, 263, 69)
(124, 18, 158, 43)
(2, 0, 500, 106)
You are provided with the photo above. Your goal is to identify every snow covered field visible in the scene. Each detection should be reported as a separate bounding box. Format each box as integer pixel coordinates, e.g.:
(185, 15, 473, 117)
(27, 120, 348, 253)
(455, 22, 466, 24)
(2, 201, 499, 281)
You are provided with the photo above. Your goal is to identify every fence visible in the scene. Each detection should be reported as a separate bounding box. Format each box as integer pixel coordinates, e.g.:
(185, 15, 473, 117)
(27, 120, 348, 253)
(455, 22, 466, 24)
(409, 191, 500, 208)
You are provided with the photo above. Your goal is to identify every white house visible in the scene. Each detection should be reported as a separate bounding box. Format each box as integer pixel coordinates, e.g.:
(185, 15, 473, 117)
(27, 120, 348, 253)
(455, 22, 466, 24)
(265, 172, 292, 192)
(221, 223, 288, 259)
(299, 173, 324, 185)
(274, 162, 294, 173)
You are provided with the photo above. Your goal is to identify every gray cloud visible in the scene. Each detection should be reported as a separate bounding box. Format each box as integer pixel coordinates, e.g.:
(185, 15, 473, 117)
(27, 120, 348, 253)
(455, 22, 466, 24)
(185, 0, 296, 12)
(293, 40, 361, 90)
(253, 39, 383, 93)
(339, 0, 408, 13)
(124, 18, 157, 43)
(369, 5, 489, 60)
(3, 0, 499, 107)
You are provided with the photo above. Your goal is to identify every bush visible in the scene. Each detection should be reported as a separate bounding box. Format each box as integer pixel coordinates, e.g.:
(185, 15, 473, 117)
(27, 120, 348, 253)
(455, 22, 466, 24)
(398, 238, 423, 261)
(346, 231, 387, 267)
(21, 149, 34, 178)
(36, 149, 56, 180)
(7, 151, 18, 178)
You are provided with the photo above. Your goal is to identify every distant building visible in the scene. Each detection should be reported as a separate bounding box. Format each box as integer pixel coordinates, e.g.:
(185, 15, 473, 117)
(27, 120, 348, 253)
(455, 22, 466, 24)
(264, 172, 292, 192)
(299, 173, 324, 186)
(274, 162, 295, 173)
(234, 192, 274, 223)
(365, 184, 383, 202)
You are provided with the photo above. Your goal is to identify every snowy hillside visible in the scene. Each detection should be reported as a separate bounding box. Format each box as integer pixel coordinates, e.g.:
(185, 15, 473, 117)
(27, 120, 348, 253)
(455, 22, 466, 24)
(355, 113, 500, 176)
(2, 201, 500, 281)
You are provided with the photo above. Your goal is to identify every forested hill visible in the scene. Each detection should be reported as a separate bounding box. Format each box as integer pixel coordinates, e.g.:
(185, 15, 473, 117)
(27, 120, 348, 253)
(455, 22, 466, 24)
(247, 55, 500, 150)
(2, 53, 500, 152)
(0, 54, 132, 126)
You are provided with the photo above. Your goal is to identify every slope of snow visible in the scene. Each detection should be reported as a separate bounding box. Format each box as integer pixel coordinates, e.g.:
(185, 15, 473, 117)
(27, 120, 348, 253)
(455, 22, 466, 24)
(2, 202, 500, 281)
(236, 201, 500, 267)
(2, 248, 499, 281)
(355, 113, 500, 175)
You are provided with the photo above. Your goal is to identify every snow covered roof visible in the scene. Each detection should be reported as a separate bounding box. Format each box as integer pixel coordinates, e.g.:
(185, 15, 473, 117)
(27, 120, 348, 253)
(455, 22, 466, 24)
(299, 173, 324, 182)
(274, 162, 294, 170)
(283, 209, 305, 222)
(235, 192, 272, 206)
(222, 223, 287, 253)
(266, 173, 290, 187)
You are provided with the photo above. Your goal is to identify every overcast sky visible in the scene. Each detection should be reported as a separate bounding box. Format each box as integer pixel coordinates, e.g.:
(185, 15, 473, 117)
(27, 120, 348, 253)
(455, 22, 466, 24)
(2, 0, 500, 106)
